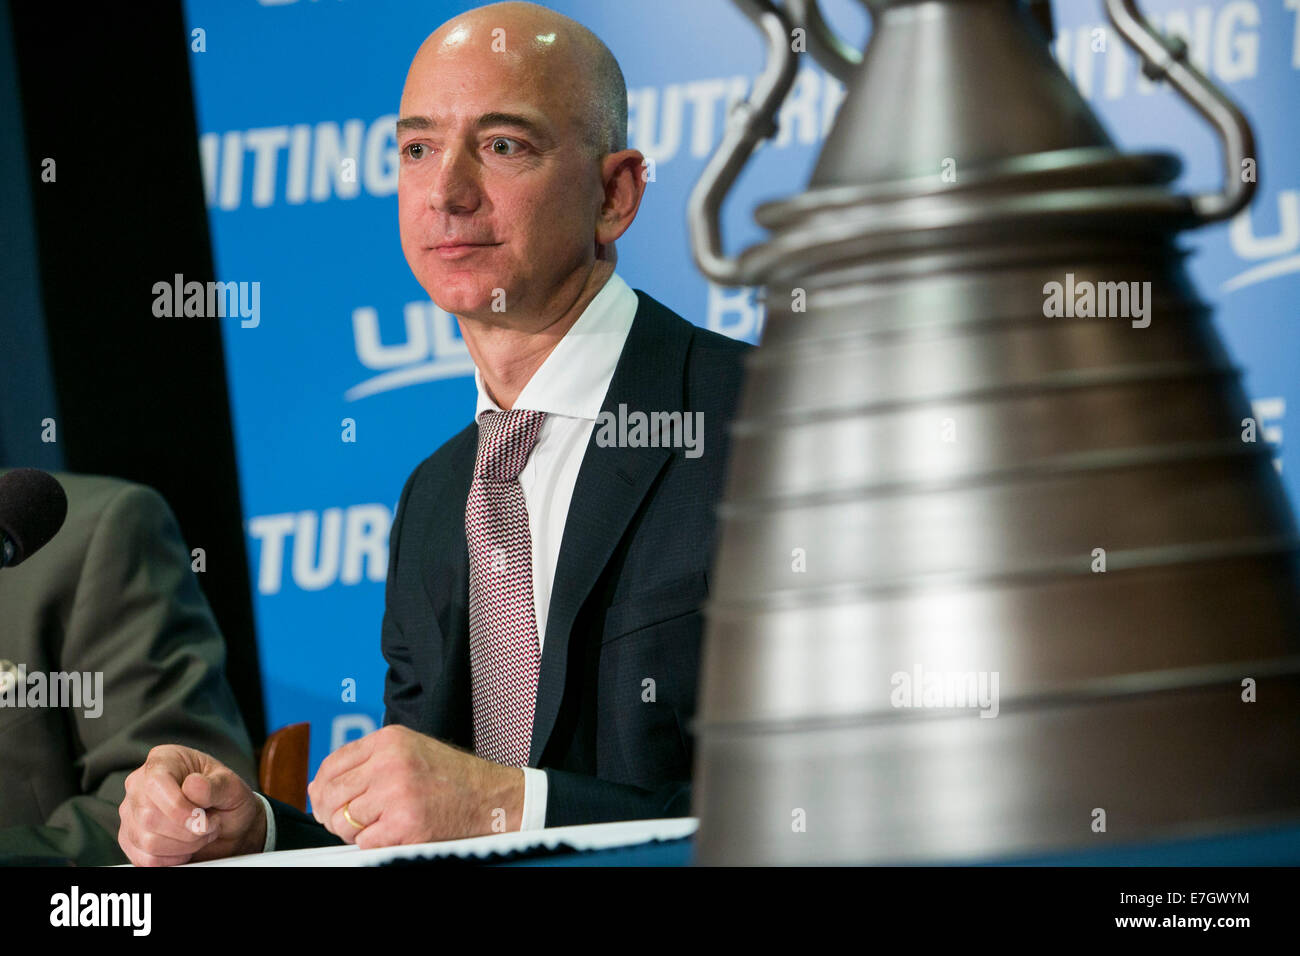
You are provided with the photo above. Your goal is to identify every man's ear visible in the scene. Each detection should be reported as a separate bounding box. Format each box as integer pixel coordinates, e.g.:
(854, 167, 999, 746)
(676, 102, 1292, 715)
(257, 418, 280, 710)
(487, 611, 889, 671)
(595, 149, 646, 248)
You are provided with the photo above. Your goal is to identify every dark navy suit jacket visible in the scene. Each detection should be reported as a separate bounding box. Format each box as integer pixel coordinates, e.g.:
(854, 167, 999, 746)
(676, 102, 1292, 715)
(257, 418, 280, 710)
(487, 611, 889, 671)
(270, 289, 749, 848)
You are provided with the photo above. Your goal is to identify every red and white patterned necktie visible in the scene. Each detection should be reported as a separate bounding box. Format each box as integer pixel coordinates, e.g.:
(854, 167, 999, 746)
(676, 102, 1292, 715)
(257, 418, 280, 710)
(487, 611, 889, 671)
(465, 407, 546, 767)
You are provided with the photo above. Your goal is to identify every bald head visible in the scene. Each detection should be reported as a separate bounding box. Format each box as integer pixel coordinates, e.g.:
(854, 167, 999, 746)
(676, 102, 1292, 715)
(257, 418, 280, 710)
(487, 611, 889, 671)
(416, 1, 626, 160)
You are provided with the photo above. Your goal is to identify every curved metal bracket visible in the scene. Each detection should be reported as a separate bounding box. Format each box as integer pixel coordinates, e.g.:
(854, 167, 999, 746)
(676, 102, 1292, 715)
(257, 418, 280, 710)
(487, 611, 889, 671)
(688, 0, 801, 284)
(687, 0, 1257, 287)
(1104, 0, 1257, 223)
(786, 0, 863, 84)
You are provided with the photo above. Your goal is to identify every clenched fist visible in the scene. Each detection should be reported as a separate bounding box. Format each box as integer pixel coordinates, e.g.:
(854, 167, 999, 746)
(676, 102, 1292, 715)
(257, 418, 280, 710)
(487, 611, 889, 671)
(118, 745, 265, 866)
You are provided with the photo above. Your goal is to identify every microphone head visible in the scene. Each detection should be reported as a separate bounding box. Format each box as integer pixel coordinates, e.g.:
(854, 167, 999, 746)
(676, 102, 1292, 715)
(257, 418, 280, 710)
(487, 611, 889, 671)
(0, 468, 68, 567)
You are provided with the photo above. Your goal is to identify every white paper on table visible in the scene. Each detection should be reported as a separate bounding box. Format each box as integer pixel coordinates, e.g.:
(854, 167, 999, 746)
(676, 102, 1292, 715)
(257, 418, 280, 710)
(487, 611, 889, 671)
(172, 817, 698, 867)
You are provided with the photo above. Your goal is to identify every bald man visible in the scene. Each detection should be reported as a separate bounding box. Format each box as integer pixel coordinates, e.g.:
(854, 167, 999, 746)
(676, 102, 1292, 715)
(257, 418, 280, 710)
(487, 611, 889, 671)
(118, 1, 748, 864)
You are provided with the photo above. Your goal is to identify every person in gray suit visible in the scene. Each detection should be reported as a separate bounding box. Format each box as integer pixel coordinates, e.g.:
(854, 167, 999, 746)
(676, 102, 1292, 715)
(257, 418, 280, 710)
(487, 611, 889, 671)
(0, 470, 258, 865)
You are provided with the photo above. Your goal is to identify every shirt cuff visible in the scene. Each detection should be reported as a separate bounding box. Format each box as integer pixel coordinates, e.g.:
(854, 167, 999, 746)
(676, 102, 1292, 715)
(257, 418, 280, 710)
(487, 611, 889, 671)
(253, 791, 276, 852)
(519, 767, 548, 831)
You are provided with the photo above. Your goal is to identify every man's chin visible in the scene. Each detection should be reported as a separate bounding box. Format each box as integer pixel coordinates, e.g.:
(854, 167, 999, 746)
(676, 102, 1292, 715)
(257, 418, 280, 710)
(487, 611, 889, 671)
(420, 284, 486, 317)
(419, 273, 496, 314)
(428, 295, 494, 320)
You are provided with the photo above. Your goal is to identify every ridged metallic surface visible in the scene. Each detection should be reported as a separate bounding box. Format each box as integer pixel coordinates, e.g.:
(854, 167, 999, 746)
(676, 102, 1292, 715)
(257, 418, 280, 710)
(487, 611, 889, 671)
(688, 0, 1300, 864)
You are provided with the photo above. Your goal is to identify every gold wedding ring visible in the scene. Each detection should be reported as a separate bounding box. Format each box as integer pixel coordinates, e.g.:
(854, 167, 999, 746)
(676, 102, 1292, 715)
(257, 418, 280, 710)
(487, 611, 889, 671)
(343, 802, 365, 830)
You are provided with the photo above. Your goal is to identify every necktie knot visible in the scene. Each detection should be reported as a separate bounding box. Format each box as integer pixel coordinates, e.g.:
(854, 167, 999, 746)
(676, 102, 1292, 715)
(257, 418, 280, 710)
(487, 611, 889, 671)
(474, 409, 546, 481)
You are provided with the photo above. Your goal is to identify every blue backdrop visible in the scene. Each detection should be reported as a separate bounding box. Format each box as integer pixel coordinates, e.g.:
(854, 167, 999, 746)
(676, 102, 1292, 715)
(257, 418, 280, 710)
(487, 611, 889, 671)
(180, 0, 1300, 781)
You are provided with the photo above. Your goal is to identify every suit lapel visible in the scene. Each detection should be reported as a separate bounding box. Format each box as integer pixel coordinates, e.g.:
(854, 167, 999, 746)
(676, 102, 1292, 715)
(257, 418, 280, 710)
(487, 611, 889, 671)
(528, 291, 692, 766)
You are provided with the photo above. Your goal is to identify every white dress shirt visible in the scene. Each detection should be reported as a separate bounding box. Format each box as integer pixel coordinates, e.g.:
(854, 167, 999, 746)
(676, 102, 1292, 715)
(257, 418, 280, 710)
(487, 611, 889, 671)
(473, 270, 637, 831)
(257, 270, 637, 849)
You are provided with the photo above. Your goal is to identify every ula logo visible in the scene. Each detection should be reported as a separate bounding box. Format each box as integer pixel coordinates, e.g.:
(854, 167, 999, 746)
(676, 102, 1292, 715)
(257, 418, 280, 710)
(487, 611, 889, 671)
(346, 301, 475, 400)
(1224, 188, 1300, 293)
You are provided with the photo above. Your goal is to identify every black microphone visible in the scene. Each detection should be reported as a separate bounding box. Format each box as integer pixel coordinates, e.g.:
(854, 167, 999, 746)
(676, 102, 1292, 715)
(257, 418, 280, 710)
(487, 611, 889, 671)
(0, 468, 68, 568)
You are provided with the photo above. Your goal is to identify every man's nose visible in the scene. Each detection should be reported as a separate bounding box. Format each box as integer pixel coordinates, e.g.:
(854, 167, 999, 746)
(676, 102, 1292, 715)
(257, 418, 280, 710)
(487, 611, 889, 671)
(426, 143, 482, 216)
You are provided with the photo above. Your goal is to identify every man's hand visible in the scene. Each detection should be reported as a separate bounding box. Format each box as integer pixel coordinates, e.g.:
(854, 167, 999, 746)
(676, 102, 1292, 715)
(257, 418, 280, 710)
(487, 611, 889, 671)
(308, 724, 524, 848)
(118, 745, 266, 866)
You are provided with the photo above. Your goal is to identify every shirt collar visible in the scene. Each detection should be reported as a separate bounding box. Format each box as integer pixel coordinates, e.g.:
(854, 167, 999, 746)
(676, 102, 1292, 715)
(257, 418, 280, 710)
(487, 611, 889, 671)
(473, 271, 637, 423)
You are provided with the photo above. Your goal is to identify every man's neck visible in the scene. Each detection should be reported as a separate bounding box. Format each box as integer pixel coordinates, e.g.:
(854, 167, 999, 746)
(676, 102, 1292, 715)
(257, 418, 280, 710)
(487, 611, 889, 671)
(460, 261, 615, 410)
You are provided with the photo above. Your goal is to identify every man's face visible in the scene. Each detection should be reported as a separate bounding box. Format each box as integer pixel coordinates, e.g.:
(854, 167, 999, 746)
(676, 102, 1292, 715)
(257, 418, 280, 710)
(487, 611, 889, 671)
(397, 32, 603, 320)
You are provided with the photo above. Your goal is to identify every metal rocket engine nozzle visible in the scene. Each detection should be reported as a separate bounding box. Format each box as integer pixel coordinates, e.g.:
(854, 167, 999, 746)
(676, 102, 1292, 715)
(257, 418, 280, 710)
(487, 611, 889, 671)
(689, 0, 1300, 865)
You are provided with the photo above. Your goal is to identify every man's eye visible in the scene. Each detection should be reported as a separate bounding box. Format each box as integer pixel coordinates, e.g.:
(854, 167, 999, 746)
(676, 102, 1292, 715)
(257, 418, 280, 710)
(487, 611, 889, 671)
(405, 143, 426, 160)
(489, 137, 521, 156)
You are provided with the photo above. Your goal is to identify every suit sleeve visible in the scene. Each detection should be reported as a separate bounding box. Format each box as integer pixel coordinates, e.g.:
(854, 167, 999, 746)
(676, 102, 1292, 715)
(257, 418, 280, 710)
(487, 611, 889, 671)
(381, 463, 425, 730)
(264, 794, 345, 850)
(543, 771, 691, 827)
(0, 483, 258, 865)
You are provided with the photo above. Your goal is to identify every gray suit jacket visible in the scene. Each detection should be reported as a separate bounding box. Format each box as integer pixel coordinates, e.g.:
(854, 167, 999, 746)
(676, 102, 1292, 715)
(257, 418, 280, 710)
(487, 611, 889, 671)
(0, 471, 257, 865)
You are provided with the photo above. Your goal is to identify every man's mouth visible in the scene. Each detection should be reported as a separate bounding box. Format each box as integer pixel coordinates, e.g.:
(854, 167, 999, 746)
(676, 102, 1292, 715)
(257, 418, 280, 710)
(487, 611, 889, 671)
(431, 242, 498, 258)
